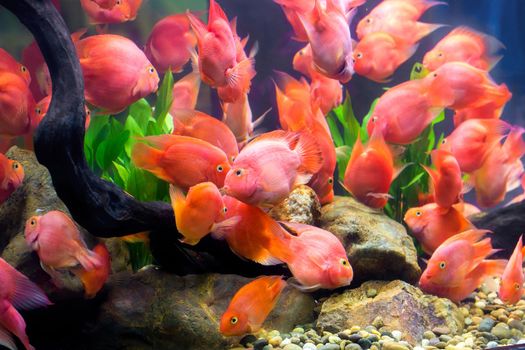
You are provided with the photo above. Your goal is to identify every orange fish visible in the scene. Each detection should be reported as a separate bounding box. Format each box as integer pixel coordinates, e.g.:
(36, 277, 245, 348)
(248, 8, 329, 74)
(74, 242, 111, 298)
(212, 196, 292, 265)
(22, 40, 52, 101)
(440, 118, 510, 173)
(274, 71, 329, 134)
(187, 0, 255, 94)
(424, 62, 511, 111)
(144, 14, 197, 73)
(310, 74, 343, 116)
(282, 222, 353, 291)
(0, 153, 24, 204)
(171, 109, 239, 163)
(307, 123, 336, 204)
(423, 26, 503, 72)
(353, 32, 418, 83)
(223, 130, 323, 207)
(366, 79, 442, 144)
(170, 182, 231, 246)
(0, 49, 31, 85)
(80, 0, 143, 24)
(75, 34, 159, 114)
(222, 93, 269, 144)
(24, 211, 104, 290)
(422, 150, 462, 208)
(357, 0, 443, 39)
(472, 127, 525, 208)
(0, 258, 51, 350)
(220, 276, 286, 336)
(419, 229, 507, 302)
(0, 71, 35, 137)
(343, 128, 397, 208)
(404, 203, 473, 255)
(131, 135, 231, 189)
(499, 236, 524, 304)
(298, 0, 355, 82)
(32, 95, 91, 133)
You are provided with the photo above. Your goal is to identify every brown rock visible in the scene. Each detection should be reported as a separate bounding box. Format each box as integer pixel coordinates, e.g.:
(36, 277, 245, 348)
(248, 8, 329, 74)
(320, 196, 420, 283)
(316, 280, 464, 345)
(270, 185, 321, 225)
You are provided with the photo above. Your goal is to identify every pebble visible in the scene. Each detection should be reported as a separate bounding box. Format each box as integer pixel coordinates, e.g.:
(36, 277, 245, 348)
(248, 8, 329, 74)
(357, 338, 372, 349)
(270, 336, 283, 347)
(391, 331, 402, 341)
(382, 341, 409, 350)
(432, 326, 451, 335)
(253, 339, 269, 350)
(345, 344, 362, 350)
(302, 344, 316, 350)
(474, 301, 487, 309)
(478, 318, 496, 332)
(366, 288, 378, 298)
(319, 344, 339, 350)
(293, 328, 305, 334)
(371, 317, 384, 329)
(508, 318, 524, 331)
(281, 338, 292, 347)
(491, 322, 511, 339)
(327, 336, 341, 344)
(486, 341, 499, 348)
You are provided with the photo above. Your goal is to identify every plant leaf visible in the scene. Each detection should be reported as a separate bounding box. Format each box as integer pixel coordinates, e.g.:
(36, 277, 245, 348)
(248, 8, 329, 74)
(154, 70, 174, 129)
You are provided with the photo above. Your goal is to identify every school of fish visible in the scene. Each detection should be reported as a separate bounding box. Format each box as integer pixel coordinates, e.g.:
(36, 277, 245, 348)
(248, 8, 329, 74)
(0, 0, 523, 343)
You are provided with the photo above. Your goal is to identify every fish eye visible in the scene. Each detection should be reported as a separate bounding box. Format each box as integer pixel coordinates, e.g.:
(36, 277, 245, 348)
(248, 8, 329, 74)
(235, 169, 243, 177)
(116, 0, 121, 4)
(515, 283, 521, 290)
(356, 53, 363, 59)
(217, 165, 224, 172)
(30, 218, 36, 226)
(328, 178, 333, 184)
(230, 316, 238, 324)
(415, 211, 421, 216)
(439, 261, 446, 269)
(86, 110, 91, 116)
(432, 73, 438, 78)
(366, 18, 371, 23)
(437, 52, 443, 57)
(415, 66, 422, 73)
(441, 139, 447, 145)
(148, 66, 155, 74)
(223, 207, 228, 213)
(230, 156, 235, 163)
(352, 58, 356, 63)
(371, 116, 378, 122)
(340, 258, 349, 267)
(12, 162, 19, 170)
(35, 107, 41, 115)
(21, 66, 27, 73)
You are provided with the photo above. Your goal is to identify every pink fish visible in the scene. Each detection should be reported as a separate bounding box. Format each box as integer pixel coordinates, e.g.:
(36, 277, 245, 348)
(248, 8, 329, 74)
(75, 34, 159, 114)
(499, 237, 524, 304)
(281, 222, 353, 291)
(145, 14, 197, 73)
(0, 153, 24, 204)
(169, 53, 201, 112)
(80, 0, 143, 24)
(223, 130, 323, 207)
(171, 109, 238, 163)
(440, 119, 510, 173)
(366, 79, 442, 144)
(0, 258, 51, 350)
(24, 211, 103, 276)
(298, 0, 355, 82)
(0, 49, 31, 85)
(187, 0, 255, 96)
(419, 229, 507, 302)
(222, 93, 268, 144)
(0, 71, 35, 137)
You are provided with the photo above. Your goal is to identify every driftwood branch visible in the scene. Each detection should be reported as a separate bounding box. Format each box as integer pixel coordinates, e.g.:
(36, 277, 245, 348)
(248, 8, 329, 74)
(0, 0, 288, 276)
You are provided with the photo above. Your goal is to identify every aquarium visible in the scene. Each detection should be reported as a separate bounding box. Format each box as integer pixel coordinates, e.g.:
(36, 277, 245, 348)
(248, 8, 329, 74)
(0, 0, 524, 349)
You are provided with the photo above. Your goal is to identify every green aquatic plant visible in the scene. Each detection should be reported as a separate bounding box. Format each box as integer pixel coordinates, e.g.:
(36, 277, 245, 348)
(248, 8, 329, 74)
(327, 65, 445, 223)
(84, 71, 176, 270)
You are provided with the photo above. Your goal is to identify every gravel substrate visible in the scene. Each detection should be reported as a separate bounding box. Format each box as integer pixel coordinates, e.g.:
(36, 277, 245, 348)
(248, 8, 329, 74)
(229, 280, 525, 350)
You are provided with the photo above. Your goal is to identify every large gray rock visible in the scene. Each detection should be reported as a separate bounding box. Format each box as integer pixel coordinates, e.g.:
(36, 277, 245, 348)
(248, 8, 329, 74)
(320, 196, 420, 283)
(28, 270, 315, 350)
(270, 185, 321, 225)
(317, 280, 464, 345)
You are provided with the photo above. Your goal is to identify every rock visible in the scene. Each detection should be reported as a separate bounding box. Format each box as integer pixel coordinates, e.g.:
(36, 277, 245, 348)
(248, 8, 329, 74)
(26, 271, 315, 350)
(491, 323, 511, 339)
(0, 147, 132, 299)
(316, 280, 464, 345)
(319, 197, 420, 283)
(283, 344, 302, 350)
(254, 339, 269, 350)
(270, 185, 321, 225)
(382, 342, 410, 350)
(319, 344, 340, 350)
(478, 318, 496, 332)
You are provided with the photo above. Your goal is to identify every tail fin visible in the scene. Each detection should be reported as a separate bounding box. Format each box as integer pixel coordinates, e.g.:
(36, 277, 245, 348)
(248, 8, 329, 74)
(74, 243, 111, 299)
(503, 127, 525, 162)
(210, 216, 241, 240)
(131, 142, 172, 182)
(186, 10, 208, 42)
(0, 326, 15, 350)
(76, 247, 103, 271)
(169, 184, 186, 227)
(414, 22, 446, 42)
(1, 259, 52, 311)
(477, 259, 508, 278)
(294, 131, 323, 183)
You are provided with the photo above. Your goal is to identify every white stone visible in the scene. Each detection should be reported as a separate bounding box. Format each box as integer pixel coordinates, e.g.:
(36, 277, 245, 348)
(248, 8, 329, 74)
(392, 330, 402, 341)
(303, 343, 317, 350)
